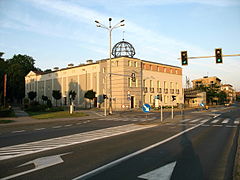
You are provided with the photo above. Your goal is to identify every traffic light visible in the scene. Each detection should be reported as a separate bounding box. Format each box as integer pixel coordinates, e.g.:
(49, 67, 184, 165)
(172, 95, 176, 101)
(131, 73, 136, 82)
(215, 48, 223, 64)
(181, 51, 188, 66)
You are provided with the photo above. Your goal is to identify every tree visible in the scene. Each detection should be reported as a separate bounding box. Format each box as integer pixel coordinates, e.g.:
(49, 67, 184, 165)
(218, 91, 227, 104)
(42, 95, 48, 104)
(84, 90, 96, 108)
(195, 83, 221, 105)
(52, 90, 62, 106)
(6, 54, 38, 103)
(27, 91, 37, 101)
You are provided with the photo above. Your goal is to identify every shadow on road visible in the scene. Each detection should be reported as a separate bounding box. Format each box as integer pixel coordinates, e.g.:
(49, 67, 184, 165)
(171, 114, 204, 180)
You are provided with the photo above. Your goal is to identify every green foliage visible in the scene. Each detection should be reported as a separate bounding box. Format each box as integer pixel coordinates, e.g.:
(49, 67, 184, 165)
(27, 91, 37, 101)
(47, 99, 52, 108)
(84, 90, 96, 108)
(0, 107, 15, 117)
(195, 83, 224, 105)
(42, 95, 48, 102)
(52, 90, 62, 106)
(84, 90, 96, 100)
(0, 54, 40, 103)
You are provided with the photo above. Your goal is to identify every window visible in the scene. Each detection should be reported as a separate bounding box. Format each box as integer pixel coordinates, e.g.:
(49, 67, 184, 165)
(164, 81, 167, 89)
(157, 81, 161, 88)
(150, 95, 153, 104)
(128, 78, 132, 87)
(128, 61, 131, 66)
(143, 80, 146, 87)
(170, 69, 173, 73)
(103, 67, 106, 73)
(157, 66, 160, 71)
(116, 61, 119, 66)
(134, 61, 138, 67)
(150, 80, 153, 88)
(150, 65, 153, 70)
(176, 70, 178, 74)
(163, 68, 167, 72)
(170, 82, 173, 89)
(135, 79, 138, 87)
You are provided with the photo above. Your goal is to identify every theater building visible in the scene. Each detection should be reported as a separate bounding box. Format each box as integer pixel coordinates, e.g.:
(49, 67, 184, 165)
(25, 40, 183, 110)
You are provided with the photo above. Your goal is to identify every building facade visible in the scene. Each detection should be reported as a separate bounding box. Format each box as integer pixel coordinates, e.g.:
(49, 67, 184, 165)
(25, 57, 183, 110)
(221, 84, 236, 103)
(192, 76, 221, 88)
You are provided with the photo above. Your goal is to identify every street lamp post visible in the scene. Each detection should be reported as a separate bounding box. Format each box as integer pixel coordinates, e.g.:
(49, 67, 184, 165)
(95, 18, 125, 115)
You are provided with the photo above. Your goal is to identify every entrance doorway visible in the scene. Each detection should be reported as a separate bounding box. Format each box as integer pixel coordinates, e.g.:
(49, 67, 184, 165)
(130, 96, 134, 108)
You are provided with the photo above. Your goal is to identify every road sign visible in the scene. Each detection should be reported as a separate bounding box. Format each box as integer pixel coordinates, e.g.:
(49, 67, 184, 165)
(142, 104, 151, 113)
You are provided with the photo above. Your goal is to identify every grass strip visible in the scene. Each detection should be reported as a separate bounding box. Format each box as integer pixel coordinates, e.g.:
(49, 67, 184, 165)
(30, 111, 88, 119)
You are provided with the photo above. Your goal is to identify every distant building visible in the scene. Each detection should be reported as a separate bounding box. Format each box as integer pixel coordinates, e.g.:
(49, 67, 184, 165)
(221, 84, 236, 103)
(192, 76, 221, 89)
(184, 88, 206, 107)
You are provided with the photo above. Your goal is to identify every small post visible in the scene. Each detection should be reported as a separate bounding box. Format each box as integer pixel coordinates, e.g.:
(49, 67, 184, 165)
(171, 104, 174, 119)
(160, 104, 163, 122)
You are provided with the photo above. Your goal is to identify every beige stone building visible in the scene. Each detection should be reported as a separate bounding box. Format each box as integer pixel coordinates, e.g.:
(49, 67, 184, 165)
(192, 76, 221, 88)
(25, 57, 183, 110)
(221, 84, 236, 103)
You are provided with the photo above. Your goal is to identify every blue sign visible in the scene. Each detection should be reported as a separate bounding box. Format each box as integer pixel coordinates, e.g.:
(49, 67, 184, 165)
(142, 104, 151, 113)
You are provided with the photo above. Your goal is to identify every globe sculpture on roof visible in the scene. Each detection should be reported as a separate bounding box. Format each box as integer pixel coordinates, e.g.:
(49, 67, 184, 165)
(112, 39, 136, 58)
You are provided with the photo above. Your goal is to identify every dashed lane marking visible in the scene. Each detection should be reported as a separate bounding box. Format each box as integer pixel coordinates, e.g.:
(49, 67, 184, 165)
(35, 128, 46, 131)
(11, 130, 25, 133)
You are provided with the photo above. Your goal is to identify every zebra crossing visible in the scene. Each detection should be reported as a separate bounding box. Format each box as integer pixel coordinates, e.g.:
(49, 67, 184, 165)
(98, 117, 157, 122)
(178, 117, 240, 127)
(0, 124, 156, 161)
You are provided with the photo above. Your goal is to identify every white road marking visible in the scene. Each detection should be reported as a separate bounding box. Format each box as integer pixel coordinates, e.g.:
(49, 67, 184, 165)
(35, 128, 46, 131)
(52, 126, 62, 129)
(226, 125, 237, 128)
(0, 124, 156, 161)
(234, 121, 239, 125)
(211, 119, 220, 124)
(212, 125, 223, 127)
(213, 114, 221, 118)
(222, 118, 230, 124)
(11, 130, 26, 133)
(64, 124, 73, 127)
(201, 124, 210, 127)
(200, 119, 210, 123)
(1, 153, 71, 180)
(190, 118, 203, 123)
(72, 123, 204, 180)
(138, 161, 176, 180)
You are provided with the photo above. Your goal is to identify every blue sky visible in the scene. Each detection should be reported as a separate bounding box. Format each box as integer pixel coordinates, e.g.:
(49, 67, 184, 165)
(0, 0, 240, 90)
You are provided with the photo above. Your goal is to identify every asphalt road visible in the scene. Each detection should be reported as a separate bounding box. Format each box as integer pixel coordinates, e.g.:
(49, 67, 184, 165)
(0, 105, 239, 180)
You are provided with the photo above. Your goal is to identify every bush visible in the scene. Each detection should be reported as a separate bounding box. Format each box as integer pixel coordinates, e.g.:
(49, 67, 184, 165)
(47, 100, 52, 108)
(0, 107, 14, 117)
(26, 104, 47, 112)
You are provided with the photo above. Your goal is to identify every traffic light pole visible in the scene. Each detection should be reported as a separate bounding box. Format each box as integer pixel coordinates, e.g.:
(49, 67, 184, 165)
(178, 54, 240, 60)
